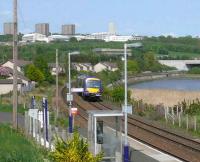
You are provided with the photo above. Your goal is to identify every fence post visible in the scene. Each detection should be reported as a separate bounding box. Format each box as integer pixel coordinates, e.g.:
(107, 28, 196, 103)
(176, 106, 178, 117)
(49, 125, 52, 150)
(186, 114, 189, 131)
(194, 116, 197, 131)
(178, 113, 181, 127)
(172, 107, 174, 125)
(165, 107, 168, 123)
(24, 111, 28, 137)
(38, 120, 41, 145)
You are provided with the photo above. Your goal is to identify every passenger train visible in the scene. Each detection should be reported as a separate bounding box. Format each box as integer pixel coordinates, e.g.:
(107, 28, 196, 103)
(77, 75, 103, 101)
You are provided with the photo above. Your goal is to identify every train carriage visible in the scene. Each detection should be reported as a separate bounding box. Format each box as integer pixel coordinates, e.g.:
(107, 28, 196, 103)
(77, 74, 103, 101)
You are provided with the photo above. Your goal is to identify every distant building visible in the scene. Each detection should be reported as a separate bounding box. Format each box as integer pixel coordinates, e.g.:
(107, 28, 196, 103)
(93, 48, 132, 56)
(72, 63, 93, 72)
(35, 23, 49, 36)
(22, 33, 48, 43)
(62, 24, 75, 35)
(48, 35, 70, 42)
(108, 22, 116, 35)
(93, 62, 118, 73)
(85, 32, 110, 40)
(0, 79, 22, 95)
(84, 32, 143, 42)
(48, 63, 65, 75)
(1, 60, 32, 73)
(3, 22, 14, 35)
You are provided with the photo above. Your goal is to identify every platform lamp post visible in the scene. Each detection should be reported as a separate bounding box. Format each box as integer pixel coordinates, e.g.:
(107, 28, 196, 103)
(67, 51, 80, 133)
(123, 42, 142, 162)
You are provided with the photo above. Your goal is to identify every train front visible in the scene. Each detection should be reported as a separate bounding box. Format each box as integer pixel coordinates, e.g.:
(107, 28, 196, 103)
(84, 77, 103, 100)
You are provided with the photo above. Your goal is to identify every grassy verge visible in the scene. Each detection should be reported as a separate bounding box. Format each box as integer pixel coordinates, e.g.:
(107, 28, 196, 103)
(0, 124, 46, 161)
(0, 104, 26, 114)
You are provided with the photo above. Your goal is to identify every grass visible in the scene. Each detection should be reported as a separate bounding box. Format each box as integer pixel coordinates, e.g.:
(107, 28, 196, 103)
(0, 124, 46, 162)
(168, 51, 200, 58)
(0, 104, 26, 114)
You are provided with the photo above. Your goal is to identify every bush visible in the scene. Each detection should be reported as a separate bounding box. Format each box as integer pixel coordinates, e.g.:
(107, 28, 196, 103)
(188, 67, 200, 74)
(49, 132, 103, 162)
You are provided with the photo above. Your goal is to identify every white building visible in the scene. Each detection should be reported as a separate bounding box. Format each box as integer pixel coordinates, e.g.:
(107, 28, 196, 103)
(22, 33, 48, 43)
(1, 60, 32, 73)
(0, 79, 22, 95)
(108, 22, 116, 35)
(93, 62, 118, 73)
(48, 63, 65, 75)
(48, 35, 70, 42)
(72, 63, 93, 72)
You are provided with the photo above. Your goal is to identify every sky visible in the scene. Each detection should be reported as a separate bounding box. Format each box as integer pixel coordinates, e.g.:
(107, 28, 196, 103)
(0, 0, 200, 36)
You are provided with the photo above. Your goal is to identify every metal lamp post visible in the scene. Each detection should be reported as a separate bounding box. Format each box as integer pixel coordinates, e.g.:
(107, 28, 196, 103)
(68, 51, 80, 133)
(123, 42, 142, 162)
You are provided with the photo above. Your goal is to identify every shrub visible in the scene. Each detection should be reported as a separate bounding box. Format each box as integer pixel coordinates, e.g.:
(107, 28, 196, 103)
(49, 132, 103, 162)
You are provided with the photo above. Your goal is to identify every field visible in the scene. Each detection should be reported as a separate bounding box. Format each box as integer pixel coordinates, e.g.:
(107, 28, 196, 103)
(0, 124, 45, 161)
(131, 88, 200, 107)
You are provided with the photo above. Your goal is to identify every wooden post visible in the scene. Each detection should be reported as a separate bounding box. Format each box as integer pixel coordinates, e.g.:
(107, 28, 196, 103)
(166, 107, 168, 123)
(186, 114, 189, 130)
(56, 49, 59, 119)
(24, 111, 28, 136)
(49, 125, 52, 150)
(13, 0, 18, 129)
(38, 121, 41, 145)
(34, 119, 37, 139)
(172, 107, 174, 125)
(43, 119, 46, 148)
(178, 112, 181, 127)
(194, 116, 197, 131)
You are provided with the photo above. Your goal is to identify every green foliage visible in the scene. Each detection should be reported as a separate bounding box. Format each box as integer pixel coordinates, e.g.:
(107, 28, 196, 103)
(49, 132, 103, 162)
(185, 99, 200, 115)
(110, 86, 131, 102)
(0, 104, 26, 114)
(25, 64, 45, 82)
(96, 70, 121, 86)
(0, 34, 13, 42)
(127, 60, 140, 74)
(0, 124, 45, 162)
(188, 67, 200, 74)
(34, 56, 55, 83)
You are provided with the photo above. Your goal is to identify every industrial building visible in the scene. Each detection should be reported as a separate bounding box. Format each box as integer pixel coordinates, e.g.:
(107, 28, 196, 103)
(93, 48, 132, 56)
(62, 24, 75, 35)
(35, 23, 49, 36)
(3, 22, 14, 35)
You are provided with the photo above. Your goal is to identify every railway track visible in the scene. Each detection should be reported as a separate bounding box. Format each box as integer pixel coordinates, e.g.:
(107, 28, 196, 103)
(89, 101, 200, 162)
(61, 87, 200, 162)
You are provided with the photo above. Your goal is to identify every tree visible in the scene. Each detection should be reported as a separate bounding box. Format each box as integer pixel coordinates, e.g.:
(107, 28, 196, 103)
(111, 86, 131, 102)
(25, 64, 44, 82)
(127, 60, 140, 74)
(34, 56, 54, 83)
(49, 132, 103, 162)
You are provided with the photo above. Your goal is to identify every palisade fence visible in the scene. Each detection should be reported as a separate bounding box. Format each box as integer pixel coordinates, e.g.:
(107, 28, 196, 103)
(103, 95, 200, 132)
(164, 106, 199, 131)
(24, 97, 69, 150)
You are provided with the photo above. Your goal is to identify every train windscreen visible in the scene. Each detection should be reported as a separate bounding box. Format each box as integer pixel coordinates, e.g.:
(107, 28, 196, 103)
(86, 80, 101, 88)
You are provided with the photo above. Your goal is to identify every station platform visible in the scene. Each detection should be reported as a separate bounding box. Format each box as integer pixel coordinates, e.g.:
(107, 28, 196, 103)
(105, 127, 182, 162)
(127, 135, 182, 162)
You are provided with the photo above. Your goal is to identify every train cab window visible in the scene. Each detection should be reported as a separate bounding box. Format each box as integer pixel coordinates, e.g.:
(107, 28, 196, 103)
(86, 80, 101, 88)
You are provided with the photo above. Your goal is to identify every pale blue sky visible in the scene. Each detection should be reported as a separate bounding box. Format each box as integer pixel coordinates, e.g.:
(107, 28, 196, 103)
(0, 0, 200, 36)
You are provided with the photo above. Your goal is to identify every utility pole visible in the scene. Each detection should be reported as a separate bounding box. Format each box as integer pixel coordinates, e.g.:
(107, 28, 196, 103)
(56, 49, 59, 119)
(13, 0, 18, 129)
